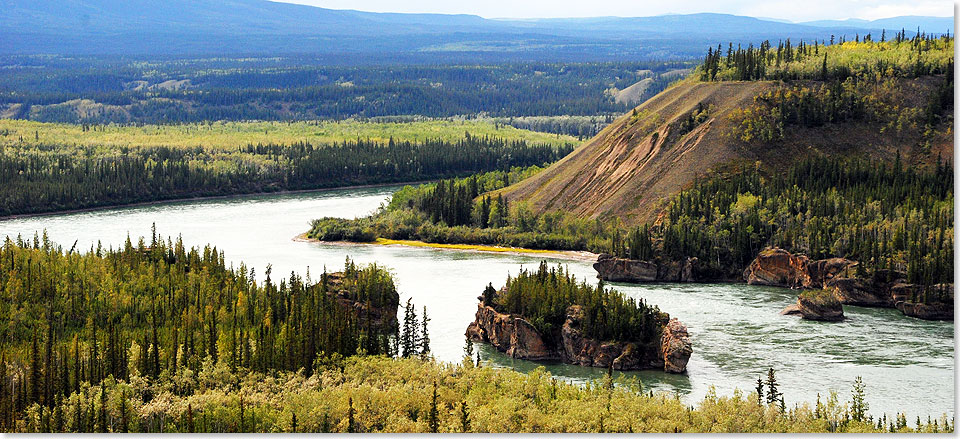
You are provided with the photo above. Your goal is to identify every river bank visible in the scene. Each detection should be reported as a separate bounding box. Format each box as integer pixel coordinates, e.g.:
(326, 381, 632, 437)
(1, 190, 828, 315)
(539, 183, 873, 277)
(294, 234, 600, 262)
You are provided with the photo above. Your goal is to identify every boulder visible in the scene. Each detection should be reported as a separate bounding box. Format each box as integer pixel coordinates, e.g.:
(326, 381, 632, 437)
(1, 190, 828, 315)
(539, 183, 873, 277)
(796, 292, 844, 322)
(660, 318, 693, 373)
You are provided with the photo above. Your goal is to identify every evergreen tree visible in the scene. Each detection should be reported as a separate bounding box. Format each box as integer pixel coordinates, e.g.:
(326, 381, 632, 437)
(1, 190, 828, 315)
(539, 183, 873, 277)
(420, 307, 431, 358)
(765, 368, 782, 407)
(428, 381, 440, 433)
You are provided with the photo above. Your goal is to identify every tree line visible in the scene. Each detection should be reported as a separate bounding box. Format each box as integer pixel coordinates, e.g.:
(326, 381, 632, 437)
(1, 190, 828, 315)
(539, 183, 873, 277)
(0, 134, 572, 217)
(699, 33, 953, 82)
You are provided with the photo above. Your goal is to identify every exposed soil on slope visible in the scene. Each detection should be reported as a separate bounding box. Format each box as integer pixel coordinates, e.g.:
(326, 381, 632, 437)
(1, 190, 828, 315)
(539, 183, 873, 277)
(501, 77, 952, 226)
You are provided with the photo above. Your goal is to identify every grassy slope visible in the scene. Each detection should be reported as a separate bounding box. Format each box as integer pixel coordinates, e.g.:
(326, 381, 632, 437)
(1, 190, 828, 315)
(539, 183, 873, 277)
(0, 118, 577, 150)
(500, 76, 952, 226)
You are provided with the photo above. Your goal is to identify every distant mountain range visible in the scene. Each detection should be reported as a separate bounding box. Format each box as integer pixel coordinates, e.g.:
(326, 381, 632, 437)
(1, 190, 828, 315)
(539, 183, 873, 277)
(799, 16, 954, 33)
(0, 0, 951, 58)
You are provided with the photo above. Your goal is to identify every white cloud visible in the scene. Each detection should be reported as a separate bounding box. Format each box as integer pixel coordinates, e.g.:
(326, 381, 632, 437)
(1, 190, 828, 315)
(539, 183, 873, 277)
(274, 0, 953, 21)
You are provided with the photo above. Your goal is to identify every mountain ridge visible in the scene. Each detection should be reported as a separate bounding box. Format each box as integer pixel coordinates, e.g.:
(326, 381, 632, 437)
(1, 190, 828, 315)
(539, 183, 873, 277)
(0, 0, 950, 56)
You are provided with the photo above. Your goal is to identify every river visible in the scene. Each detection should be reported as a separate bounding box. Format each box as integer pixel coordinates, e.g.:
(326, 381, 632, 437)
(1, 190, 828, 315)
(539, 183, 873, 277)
(0, 186, 953, 421)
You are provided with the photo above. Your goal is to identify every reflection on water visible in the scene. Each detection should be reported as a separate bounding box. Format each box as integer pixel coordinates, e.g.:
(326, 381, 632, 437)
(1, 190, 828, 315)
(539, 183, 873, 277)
(0, 186, 953, 420)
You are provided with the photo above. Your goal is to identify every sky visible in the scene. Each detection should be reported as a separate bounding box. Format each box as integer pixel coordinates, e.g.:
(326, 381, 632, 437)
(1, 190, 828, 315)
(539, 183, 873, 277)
(276, 0, 953, 22)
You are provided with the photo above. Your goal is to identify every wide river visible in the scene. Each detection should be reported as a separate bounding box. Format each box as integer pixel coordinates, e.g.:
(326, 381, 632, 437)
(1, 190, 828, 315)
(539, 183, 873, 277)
(0, 186, 953, 420)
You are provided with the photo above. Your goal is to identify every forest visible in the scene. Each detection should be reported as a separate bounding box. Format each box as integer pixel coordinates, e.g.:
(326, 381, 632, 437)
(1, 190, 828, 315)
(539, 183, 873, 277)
(0, 126, 572, 216)
(0, 233, 441, 431)
(0, 57, 692, 132)
(488, 262, 665, 343)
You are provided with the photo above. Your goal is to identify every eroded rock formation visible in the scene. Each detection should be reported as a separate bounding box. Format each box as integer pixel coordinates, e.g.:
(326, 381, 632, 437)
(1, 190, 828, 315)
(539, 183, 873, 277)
(465, 304, 558, 361)
(593, 254, 698, 283)
(660, 318, 693, 373)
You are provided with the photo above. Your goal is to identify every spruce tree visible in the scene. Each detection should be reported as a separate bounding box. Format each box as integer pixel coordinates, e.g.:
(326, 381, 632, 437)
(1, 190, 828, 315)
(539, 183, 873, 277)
(851, 376, 868, 422)
(420, 306, 431, 357)
(428, 382, 439, 433)
(765, 368, 781, 407)
(459, 401, 470, 432)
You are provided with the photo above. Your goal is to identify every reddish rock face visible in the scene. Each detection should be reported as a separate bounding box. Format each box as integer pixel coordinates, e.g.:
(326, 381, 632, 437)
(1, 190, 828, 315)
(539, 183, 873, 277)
(465, 304, 558, 361)
(660, 319, 692, 374)
(742, 248, 812, 288)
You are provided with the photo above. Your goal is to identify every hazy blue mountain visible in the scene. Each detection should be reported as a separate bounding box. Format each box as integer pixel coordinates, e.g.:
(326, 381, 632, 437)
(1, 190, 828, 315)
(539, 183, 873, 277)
(0, 0, 945, 58)
(800, 16, 953, 33)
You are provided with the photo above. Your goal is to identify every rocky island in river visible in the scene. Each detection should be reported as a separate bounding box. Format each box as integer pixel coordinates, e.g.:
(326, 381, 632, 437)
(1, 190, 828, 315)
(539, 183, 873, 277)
(466, 263, 692, 373)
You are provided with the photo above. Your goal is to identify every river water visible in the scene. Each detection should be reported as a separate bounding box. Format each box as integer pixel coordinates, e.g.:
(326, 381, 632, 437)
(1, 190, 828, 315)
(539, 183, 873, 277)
(0, 186, 953, 420)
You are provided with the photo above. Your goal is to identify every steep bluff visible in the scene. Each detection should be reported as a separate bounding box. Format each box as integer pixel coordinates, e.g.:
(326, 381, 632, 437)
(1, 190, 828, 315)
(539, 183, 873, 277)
(498, 78, 951, 226)
(466, 302, 692, 373)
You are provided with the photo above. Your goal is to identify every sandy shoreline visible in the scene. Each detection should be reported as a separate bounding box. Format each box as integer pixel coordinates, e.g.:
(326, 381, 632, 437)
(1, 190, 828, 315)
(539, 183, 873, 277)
(294, 234, 599, 262)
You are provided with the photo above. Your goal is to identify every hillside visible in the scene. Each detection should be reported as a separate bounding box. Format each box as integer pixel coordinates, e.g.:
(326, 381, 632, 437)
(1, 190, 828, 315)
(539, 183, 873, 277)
(500, 51, 953, 225)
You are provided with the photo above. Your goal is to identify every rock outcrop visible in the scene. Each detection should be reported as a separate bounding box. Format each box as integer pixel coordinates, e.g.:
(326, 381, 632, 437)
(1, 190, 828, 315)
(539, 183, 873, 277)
(559, 305, 667, 370)
(467, 303, 692, 373)
(660, 318, 693, 373)
(743, 248, 813, 288)
(746, 248, 954, 321)
(892, 283, 954, 320)
(465, 304, 558, 361)
(594, 254, 698, 283)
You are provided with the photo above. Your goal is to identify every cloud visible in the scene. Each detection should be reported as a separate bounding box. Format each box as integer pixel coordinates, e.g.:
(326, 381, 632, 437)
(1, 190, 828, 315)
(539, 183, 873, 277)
(276, 0, 953, 21)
